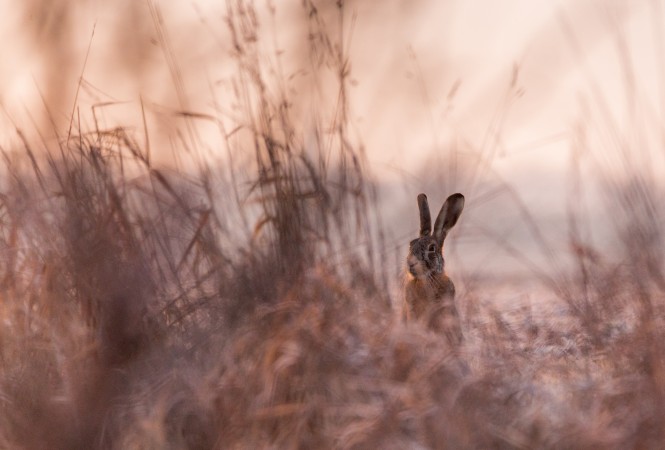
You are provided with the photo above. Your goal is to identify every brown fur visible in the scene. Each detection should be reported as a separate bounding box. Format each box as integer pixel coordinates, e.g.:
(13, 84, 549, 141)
(402, 193, 465, 346)
(403, 275, 462, 345)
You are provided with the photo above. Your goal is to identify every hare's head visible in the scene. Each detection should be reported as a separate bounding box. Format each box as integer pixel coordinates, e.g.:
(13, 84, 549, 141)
(407, 193, 464, 278)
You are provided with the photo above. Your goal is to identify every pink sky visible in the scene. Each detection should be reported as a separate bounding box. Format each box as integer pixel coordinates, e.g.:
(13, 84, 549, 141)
(0, 1, 658, 172)
(0, 0, 661, 276)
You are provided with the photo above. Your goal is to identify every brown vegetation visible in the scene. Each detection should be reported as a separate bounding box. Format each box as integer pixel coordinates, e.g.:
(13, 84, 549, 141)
(0, 1, 664, 449)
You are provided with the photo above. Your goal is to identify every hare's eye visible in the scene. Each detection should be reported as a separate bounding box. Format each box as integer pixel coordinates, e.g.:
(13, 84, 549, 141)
(428, 243, 436, 253)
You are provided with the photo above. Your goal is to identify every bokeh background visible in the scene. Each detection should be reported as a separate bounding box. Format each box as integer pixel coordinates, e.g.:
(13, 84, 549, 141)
(2, 0, 662, 283)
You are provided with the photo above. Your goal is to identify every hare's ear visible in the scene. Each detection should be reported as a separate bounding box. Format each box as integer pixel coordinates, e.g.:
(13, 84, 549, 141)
(433, 193, 465, 244)
(417, 193, 432, 236)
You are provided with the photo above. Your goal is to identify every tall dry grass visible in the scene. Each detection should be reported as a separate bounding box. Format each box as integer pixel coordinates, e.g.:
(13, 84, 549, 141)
(1, 1, 665, 449)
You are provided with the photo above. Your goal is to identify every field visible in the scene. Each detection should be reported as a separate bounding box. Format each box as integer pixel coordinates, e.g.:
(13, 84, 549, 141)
(1, 1, 665, 449)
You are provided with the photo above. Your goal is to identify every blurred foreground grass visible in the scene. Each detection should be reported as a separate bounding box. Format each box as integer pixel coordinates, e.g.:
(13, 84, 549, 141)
(1, 1, 665, 449)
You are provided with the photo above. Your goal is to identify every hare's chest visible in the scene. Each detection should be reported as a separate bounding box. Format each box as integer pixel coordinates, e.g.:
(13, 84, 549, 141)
(405, 277, 455, 319)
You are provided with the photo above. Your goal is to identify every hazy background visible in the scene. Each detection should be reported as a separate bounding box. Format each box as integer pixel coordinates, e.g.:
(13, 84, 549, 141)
(1, 0, 662, 281)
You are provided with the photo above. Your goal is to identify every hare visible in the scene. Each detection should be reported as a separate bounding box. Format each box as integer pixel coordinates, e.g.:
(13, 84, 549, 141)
(403, 193, 465, 343)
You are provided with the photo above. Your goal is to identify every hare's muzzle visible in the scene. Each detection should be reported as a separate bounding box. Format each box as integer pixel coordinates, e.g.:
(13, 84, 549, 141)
(407, 254, 422, 277)
(408, 262, 417, 276)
